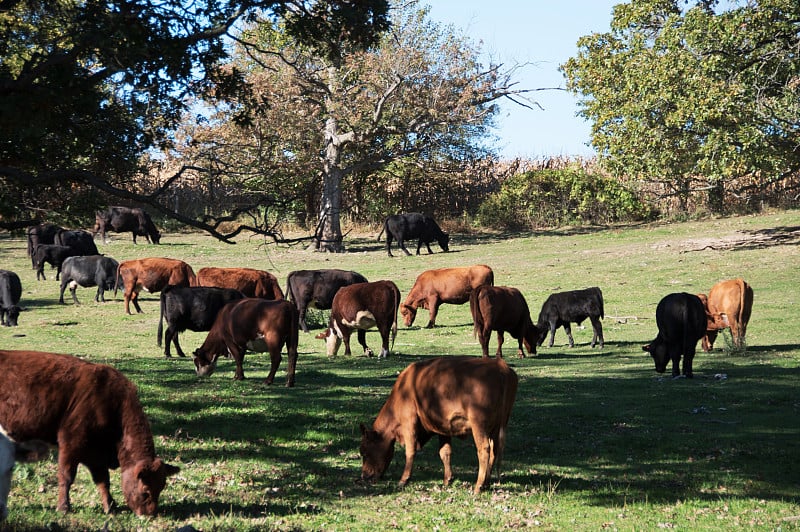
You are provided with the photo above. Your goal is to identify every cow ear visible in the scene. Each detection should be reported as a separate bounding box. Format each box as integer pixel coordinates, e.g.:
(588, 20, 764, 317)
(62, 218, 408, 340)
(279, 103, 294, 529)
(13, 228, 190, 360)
(15, 440, 49, 462)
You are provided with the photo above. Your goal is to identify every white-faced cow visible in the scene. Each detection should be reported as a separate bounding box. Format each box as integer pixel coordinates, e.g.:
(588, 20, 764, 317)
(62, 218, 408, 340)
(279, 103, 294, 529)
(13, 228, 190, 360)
(285, 269, 368, 332)
(193, 298, 299, 386)
(536, 287, 605, 348)
(698, 278, 754, 351)
(378, 213, 449, 257)
(26, 223, 62, 268)
(360, 356, 518, 494)
(643, 292, 707, 378)
(0, 424, 49, 522)
(0, 350, 179, 515)
(323, 280, 401, 358)
(54, 229, 99, 256)
(401, 265, 494, 328)
(0, 270, 22, 327)
(93, 206, 161, 244)
(197, 267, 284, 300)
(58, 255, 121, 304)
(470, 285, 542, 358)
(115, 257, 197, 314)
(158, 285, 246, 358)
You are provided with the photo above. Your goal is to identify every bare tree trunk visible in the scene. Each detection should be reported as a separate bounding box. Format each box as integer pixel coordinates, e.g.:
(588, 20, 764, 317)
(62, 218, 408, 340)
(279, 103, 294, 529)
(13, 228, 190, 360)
(313, 116, 347, 252)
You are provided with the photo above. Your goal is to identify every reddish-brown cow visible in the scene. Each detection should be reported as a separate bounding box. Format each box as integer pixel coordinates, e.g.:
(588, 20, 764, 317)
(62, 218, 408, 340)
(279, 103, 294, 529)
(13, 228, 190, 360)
(360, 356, 518, 494)
(470, 285, 542, 358)
(193, 298, 299, 386)
(698, 278, 754, 351)
(197, 267, 284, 300)
(401, 265, 494, 328)
(0, 350, 179, 516)
(115, 257, 196, 314)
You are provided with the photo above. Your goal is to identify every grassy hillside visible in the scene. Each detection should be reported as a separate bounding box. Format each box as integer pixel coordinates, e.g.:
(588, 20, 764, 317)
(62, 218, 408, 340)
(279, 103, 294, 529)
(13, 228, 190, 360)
(1, 211, 799, 531)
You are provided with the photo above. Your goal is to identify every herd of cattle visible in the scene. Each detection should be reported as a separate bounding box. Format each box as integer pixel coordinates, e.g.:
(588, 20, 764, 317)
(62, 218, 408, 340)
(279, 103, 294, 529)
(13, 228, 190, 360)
(0, 210, 755, 522)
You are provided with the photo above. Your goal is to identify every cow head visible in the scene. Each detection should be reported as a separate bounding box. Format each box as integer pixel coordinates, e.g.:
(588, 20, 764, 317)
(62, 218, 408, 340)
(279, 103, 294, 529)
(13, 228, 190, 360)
(324, 326, 343, 357)
(2, 306, 20, 327)
(438, 232, 450, 252)
(522, 323, 541, 356)
(642, 339, 669, 373)
(359, 424, 394, 482)
(400, 304, 417, 327)
(192, 349, 218, 377)
(120, 458, 180, 516)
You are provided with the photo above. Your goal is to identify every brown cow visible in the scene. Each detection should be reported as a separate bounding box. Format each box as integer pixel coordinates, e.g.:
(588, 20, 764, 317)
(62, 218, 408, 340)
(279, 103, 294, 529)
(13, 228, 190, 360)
(401, 265, 494, 328)
(115, 257, 196, 314)
(193, 298, 299, 386)
(323, 280, 401, 358)
(698, 278, 754, 351)
(470, 285, 542, 358)
(197, 267, 284, 300)
(0, 350, 179, 515)
(360, 356, 518, 494)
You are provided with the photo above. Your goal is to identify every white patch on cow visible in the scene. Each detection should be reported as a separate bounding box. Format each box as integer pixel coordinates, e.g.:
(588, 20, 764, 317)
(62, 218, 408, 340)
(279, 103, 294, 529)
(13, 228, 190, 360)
(379, 347, 389, 358)
(246, 335, 268, 353)
(68, 280, 78, 290)
(343, 310, 377, 330)
(326, 326, 342, 357)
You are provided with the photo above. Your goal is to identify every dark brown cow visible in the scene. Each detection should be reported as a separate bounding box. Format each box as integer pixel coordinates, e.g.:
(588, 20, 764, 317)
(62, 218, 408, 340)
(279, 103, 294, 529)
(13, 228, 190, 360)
(401, 265, 494, 328)
(193, 298, 299, 386)
(470, 285, 542, 358)
(360, 356, 518, 494)
(698, 278, 754, 351)
(26, 223, 62, 268)
(285, 269, 368, 332)
(197, 267, 284, 300)
(115, 257, 197, 314)
(0, 350, 179, 515)
(323, 280, 401, 358)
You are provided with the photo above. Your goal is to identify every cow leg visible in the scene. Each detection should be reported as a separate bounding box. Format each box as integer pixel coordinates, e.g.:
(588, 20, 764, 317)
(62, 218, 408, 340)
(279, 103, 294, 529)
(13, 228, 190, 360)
(377, 323, 391, 358)
(547, 322, 557, 347)
(298, 306, 310, 333)
(563, 323, 575, 347)
(126, 288, 143, 314)
(285, 345, 298, 387)
(683, 353, 694, 378)
(94, 285, 103, 303)
(398, 429, 417, 487)
(36, 263, 46, 281)
(472, 432, 492, 494)
(516, 337, 525, 358)
(438, 436, 454, 487)
(87, 464, 116, 514)
(56, 266, 62, 281)
(426, 298, 440, 328)
(398, 238, 412, 256)
(342, 330, 354, 356)
(264, 348, 282, 385)
(357, 329, 374, 357)
(495, 331, 505, 358)
(231, 347, 247, 380)
(71, 286, 81, 305)
(479, 329, 491, 358)
(590, 316, 604, 348)
(56, 451, 78, 513)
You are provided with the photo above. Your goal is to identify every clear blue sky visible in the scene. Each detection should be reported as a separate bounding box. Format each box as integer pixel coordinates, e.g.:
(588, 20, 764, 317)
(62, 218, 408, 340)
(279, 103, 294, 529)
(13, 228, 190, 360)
(427, 1, 620, 160)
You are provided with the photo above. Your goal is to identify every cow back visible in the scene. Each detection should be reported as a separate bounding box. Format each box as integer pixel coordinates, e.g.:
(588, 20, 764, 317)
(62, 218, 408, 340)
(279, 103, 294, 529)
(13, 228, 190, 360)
(198, 267, 283, 300)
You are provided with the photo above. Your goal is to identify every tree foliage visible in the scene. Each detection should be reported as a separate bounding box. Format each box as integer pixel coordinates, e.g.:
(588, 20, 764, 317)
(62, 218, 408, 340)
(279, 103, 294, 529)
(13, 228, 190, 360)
(562, 0, 800, 212)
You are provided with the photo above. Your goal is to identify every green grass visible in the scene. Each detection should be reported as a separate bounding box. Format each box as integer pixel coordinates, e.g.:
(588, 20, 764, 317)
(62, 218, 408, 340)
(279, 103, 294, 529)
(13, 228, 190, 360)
(1, 211, 799, 530)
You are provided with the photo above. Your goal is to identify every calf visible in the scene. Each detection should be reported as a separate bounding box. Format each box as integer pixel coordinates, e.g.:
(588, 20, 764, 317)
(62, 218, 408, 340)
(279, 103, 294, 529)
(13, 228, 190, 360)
(158, 286, 246, 358)
(402, 265, 494, 328)
(323, 280, 401, 358)
(378, 213, 449, 257)
(698, 278, 754, 351)
(360, 356, 518, 494)
(536, 287, 605, 348)
(0, 270, 22, 327)
(55, 229, 99, 256)
(115, 257, 197, 314)
(643, 292, 707, 378)
(0, 424, 49, 522)
(470, 285, 542, 358)
(58, 255, 120, 304)
(33, 244, 78, 281)
(197, 267, 284, 300)
(26, 223, 61, 268)
(0, 350, 179, 515)
(285, 269, 368, 332)
(193, 298, 299, 386)
(93, 206, 161, 244)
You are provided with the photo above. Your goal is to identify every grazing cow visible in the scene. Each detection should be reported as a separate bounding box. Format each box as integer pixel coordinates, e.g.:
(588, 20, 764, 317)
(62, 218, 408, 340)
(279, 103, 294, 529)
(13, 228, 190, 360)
(193, 298, 299, 386)
(197, 267, 284, 300)
(323, 280, 401, 358)
(26, 223, 62, 268)
(93, 206, 161, 244)
(378, 213, 449, 257)
(0, 424, 49, 522)
(55, 229, 99, 256)
(0, 270, 22, 327)
(401, 265, 494, 328)
(115, 257, 197, 314)
(58, 255, 120, 304)
(33, 244, 78, 281)
(360, 356, 518, 494)
(285, 269, 369, 332)
(698, 278, 754, 351)
(0, 350, 180, 515)
(643, 293, 707, 378)
(536, 287, 605, 348)
(158, 286, 246, 358)
(470, 285, 542, 358)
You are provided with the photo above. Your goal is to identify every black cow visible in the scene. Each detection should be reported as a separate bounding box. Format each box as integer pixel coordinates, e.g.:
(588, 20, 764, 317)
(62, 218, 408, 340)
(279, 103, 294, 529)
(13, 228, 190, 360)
(26, 223, 62, 268)
(536, 287, 605, 348)
(94, 206, 161, 244)
(378, 213, 449, 257)
(58, 255, 121, 305)
(55, 230, 99, 256)
(285, 269, 368, 332)
(0, 270, 22, 327)
(157, 286, 246, 358)
(643, 292, 707, 378)
(33, 244, 78, 281)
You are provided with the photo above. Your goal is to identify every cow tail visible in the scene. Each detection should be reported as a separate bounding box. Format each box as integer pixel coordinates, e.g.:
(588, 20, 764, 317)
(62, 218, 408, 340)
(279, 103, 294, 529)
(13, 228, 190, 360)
(470, 286, 485, 339)
(598, 288, 605, 319)
(377, 221, 386, 242)
(285, 274, 295, 303)
(157, 288, 168, 347)
(391, 284, 400, 349)
(113, 261, 122, 298)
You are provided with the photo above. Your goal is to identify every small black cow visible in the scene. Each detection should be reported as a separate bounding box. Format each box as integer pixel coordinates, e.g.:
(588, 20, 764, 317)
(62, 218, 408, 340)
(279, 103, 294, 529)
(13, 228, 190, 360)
(378, 213, 449, 257)
(643, 292, 707, 378)
(33, 244, 78, 281)
(94, 206, 161, 244)
(55, 230, 99, 256)
(58, 255, 120, 305)
(158, 286, 246, 358)
(0, 270, 22, 327)
(285, 269, 368, 332)
(26, 223, 62, 268)
(536, 287, 605, 348)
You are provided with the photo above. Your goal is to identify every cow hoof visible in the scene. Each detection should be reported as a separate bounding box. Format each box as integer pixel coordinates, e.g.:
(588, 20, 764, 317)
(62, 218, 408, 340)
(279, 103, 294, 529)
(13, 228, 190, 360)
(365, 349, 374, 358)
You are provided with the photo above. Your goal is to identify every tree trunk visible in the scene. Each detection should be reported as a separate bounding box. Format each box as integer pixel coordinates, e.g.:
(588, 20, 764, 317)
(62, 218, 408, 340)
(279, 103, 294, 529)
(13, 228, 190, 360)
(313, 116, 346, 252)
(707, 179, 725, 214)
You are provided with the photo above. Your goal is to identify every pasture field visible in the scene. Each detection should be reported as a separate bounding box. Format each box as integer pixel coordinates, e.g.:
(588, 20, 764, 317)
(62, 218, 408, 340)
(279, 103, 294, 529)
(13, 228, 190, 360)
(1, 211, 799, 531)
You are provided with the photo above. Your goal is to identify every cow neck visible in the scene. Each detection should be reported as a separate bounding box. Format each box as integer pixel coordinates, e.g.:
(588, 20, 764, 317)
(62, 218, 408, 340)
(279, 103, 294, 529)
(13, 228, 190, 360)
(117, 392, 157, 467)
(373, 402, 403, 441)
